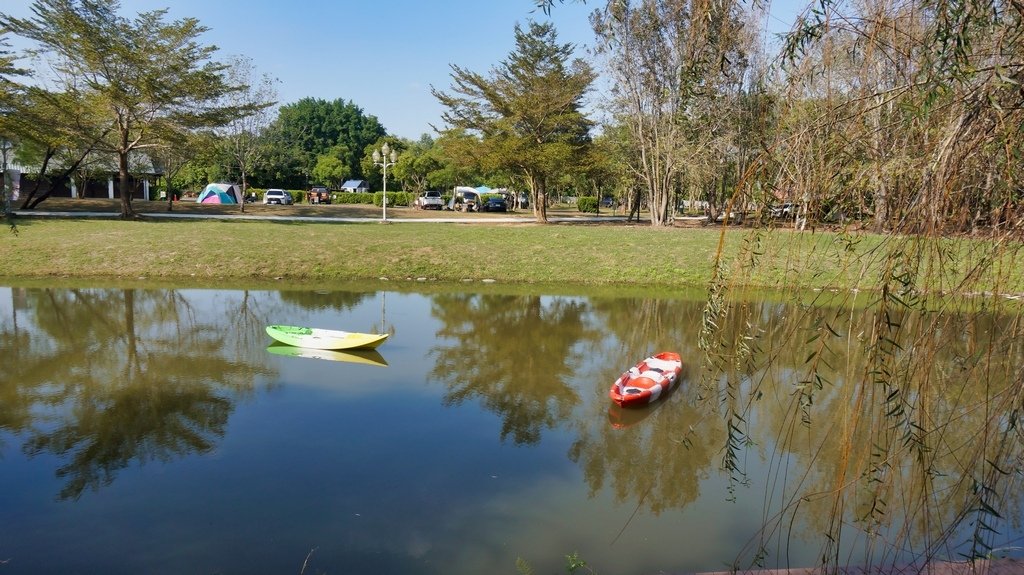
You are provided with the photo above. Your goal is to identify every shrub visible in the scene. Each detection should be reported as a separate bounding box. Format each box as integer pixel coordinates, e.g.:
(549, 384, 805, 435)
(335, 192, 376, 205)
(373, 191, 412, 207)
(577, 196, 599, 213)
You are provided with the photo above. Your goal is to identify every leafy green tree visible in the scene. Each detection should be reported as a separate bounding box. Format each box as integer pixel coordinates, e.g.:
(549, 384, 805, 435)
(265, 98, 387, 187)
(0, 33, 25, 112)
(5, 87, 112, 209)
(428, 129, 489, 192)
(433, 21, 596, 223)
(4, 33, 103, 210)
(359, 136, 406, 191)
(1, 0, 252, 218)
(392, 134, 444, 195)
(150, 130, 214, 208)
(311, 144, 352, 189)
(170, 155, 218, 194)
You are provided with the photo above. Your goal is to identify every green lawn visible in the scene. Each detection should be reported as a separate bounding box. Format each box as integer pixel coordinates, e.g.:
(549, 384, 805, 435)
(5, 215, 1022, 298)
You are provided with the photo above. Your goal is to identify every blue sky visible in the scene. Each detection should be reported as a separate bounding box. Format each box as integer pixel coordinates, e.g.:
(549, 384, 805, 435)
(4, 0, 803, 140)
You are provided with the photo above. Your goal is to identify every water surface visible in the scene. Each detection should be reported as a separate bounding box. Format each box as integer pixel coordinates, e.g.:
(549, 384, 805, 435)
(1, 286, 1021, 574)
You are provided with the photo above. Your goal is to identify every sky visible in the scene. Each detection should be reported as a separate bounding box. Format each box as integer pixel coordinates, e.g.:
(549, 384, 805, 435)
(3, 0, 803, 141)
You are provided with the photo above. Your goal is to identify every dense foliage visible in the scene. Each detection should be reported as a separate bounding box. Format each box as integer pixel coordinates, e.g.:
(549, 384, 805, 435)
(576, 196, 598, 213)
(0, 0, 254, 218)
(256, 98, 387, 190)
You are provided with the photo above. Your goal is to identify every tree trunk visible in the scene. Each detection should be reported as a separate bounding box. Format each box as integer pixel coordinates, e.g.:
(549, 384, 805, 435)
(118, 149, 134, 219)
(528, 172, 548, 223)
(871, 95, 888, 233)
(19, 149, 55, 209)
(629, 185, 642, 222)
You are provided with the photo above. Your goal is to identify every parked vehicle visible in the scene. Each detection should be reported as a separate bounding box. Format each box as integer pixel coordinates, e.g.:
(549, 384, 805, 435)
(481, 196, 507, 212)
(308, 186, 330, 204)
(458, 191, 481, 212)
(415, 190, 444, 210)
(770, 202, 798, 218)
(263, 189, 293, 205)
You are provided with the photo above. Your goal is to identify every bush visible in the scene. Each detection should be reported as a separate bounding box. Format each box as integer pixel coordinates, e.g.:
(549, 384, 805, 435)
(335, 192, 376, 205)
(577, 196, 599, 213)
(373, 191, 412, 207)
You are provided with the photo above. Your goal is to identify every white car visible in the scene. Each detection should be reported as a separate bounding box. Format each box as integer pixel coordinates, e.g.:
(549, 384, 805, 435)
(415, 190, 444, 210)
(263, 189, 293, 205)
(770, 202, 798, 218)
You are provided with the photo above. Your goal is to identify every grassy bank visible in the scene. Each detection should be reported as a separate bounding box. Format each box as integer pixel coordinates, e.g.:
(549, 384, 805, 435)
(5, 213, 1023, 297)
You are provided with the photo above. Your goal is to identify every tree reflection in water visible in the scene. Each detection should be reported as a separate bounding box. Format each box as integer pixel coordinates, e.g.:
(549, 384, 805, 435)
(2, 285, 1023, 573)
(427, 293, 603, 445)
(3, 288, 273, 500)
(699, 293, 1024, 569)
(571, 365, 724, 517)
(567, 295, 723, 516)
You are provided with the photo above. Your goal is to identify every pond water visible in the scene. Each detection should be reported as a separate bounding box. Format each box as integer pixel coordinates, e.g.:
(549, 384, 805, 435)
(1, 285, 1022, 574)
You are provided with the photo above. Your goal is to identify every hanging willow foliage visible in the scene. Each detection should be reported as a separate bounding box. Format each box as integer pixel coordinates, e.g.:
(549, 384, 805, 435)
(695, 0, 1024, 570)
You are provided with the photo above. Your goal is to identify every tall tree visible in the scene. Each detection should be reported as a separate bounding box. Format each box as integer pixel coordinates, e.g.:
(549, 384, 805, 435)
(775, 0, 1024, 233)
(592, 0, 750, 226)
(433, 20, 595, 223)
(0, 0, 251, 218)
(265, 98, 387, 188)
(1, 33, 28, 218)
(218, 56, 277, 212)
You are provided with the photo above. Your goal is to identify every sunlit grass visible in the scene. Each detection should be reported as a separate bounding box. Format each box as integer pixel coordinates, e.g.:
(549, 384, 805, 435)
(4, 218, 1022, 296)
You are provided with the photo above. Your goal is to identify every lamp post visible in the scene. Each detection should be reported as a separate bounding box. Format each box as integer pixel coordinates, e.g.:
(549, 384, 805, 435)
(372, 142, 397, 222)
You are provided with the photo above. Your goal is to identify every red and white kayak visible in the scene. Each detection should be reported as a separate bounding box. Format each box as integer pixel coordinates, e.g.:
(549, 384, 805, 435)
(609, 352, 683, 407)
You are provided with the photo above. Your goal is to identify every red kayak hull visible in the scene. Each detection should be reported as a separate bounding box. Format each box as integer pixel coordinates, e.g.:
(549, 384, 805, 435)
(609, 351, 683, 407)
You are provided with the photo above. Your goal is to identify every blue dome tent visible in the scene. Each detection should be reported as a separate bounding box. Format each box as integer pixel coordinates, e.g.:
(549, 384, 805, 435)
(196, 183, 242, 204)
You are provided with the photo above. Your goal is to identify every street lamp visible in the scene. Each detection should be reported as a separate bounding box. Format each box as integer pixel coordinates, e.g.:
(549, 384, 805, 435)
(372, 142, 398, 221)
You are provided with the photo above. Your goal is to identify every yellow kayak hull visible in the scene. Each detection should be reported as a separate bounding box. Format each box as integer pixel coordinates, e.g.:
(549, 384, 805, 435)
(265, 325, 389, 350)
